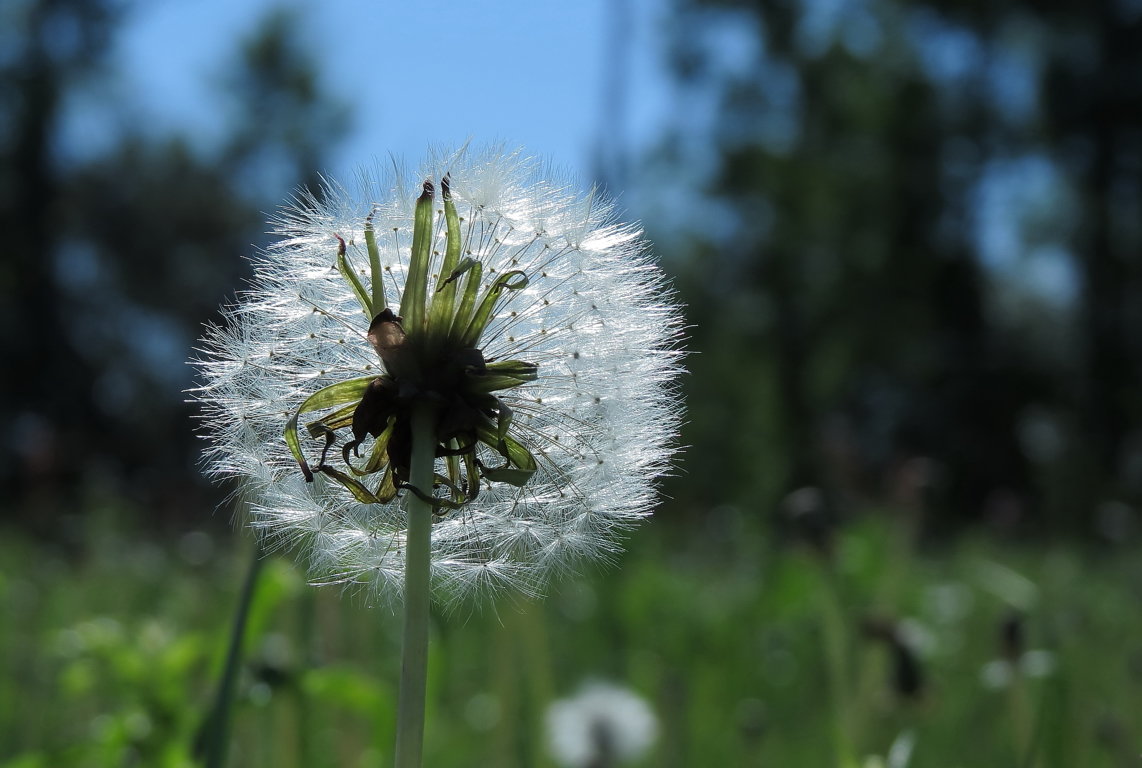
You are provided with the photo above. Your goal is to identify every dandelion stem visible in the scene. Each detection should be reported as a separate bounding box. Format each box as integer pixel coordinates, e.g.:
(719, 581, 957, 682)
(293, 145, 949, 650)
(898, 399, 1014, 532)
(197, 538, 264, 768)
(394, 401, 437, 768)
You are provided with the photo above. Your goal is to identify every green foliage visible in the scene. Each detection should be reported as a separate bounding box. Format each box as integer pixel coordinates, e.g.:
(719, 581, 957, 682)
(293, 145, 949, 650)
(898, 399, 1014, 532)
(0, 0, 348, 532)
(656, 0, 1142, 530)
(3, 512, 1141, 767)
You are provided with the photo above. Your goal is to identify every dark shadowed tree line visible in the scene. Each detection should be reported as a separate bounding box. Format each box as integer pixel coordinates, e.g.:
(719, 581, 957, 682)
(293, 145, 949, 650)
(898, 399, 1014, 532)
(654, 0, 1142, 536)
(1, 0, 347, 537)
(3, 0, 1140, 539)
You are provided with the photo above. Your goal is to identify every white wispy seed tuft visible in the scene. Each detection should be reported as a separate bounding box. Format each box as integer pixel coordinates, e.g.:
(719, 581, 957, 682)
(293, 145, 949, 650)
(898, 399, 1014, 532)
(546, 680, 659, 767)
(192, 145, 684, 607)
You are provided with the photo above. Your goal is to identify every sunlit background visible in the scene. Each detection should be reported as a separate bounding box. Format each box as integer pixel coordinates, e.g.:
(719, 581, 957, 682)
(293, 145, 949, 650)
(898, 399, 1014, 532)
(3, 0, 1142, 765)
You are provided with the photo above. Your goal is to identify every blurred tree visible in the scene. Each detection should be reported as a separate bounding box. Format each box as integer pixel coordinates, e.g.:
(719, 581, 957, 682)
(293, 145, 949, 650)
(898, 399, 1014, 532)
(1, 0, 122, 530)
(220, 7, 351, 198)
(656, 0, 1141, 532)
(0, 1, 350, 535)
(1034, 1, 1142, 481)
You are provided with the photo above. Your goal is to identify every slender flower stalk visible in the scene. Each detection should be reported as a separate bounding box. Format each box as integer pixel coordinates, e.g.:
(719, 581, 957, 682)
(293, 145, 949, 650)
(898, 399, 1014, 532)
(192, 145, 683, 762)
(194, 539, 264, 768)
(394, 401, 435, 766)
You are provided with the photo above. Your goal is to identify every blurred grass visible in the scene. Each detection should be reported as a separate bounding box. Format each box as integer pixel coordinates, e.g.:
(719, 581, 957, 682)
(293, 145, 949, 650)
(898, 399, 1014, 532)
(2, 507, 1141, 767)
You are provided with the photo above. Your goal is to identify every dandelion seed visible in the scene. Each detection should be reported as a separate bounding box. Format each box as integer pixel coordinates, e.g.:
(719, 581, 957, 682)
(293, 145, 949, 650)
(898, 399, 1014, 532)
(192, 145, 684, 606)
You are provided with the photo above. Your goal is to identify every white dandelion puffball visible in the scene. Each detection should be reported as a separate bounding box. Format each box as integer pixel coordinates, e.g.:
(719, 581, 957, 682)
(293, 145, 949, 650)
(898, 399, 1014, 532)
(193, 145, 683, 604)
(545, 681, 658, 767)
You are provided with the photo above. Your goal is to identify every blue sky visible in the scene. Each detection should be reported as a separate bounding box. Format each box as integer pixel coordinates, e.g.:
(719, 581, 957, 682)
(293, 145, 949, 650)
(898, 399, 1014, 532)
(63, 0, 1076, 306)
(106, 0, 673, 184)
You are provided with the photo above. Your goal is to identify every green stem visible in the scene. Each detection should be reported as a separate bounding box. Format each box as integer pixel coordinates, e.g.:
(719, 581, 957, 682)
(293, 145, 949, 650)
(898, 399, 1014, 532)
(394, 402, 437, 768)
(1011, 668, 1039, 768)
(518, 600, 557, 768)
(296, 588, 317, 767)
(815, 557, 857, 768)
(197, 539, 265, 768)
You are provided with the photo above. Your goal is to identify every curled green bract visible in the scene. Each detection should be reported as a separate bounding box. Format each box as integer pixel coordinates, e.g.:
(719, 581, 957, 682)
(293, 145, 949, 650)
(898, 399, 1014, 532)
(283, 177, 539, 510)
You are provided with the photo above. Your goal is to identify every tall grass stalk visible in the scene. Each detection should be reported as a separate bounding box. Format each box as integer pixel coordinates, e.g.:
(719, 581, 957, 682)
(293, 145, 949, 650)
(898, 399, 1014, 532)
(197, 539, 265, 768)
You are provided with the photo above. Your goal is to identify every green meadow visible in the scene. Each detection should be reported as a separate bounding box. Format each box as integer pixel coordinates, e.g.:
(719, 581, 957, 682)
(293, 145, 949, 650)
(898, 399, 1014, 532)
(4, 509, 1138, 767)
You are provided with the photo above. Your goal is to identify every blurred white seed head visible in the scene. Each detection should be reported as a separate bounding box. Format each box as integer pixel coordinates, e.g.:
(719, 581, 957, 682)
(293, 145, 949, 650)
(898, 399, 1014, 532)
(545, 681, 658, 768)
(192, 145, 684, 606)
(979, 649, 1057, 689)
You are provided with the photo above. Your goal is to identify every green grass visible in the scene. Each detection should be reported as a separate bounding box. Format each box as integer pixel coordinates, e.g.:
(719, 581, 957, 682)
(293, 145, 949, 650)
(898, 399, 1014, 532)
(2, 508, 1140, 767)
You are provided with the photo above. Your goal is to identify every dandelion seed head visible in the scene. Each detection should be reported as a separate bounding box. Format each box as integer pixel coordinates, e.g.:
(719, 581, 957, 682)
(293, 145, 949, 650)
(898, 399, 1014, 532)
(192, 145, 684, 607)
(546, 681, 658, 767)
